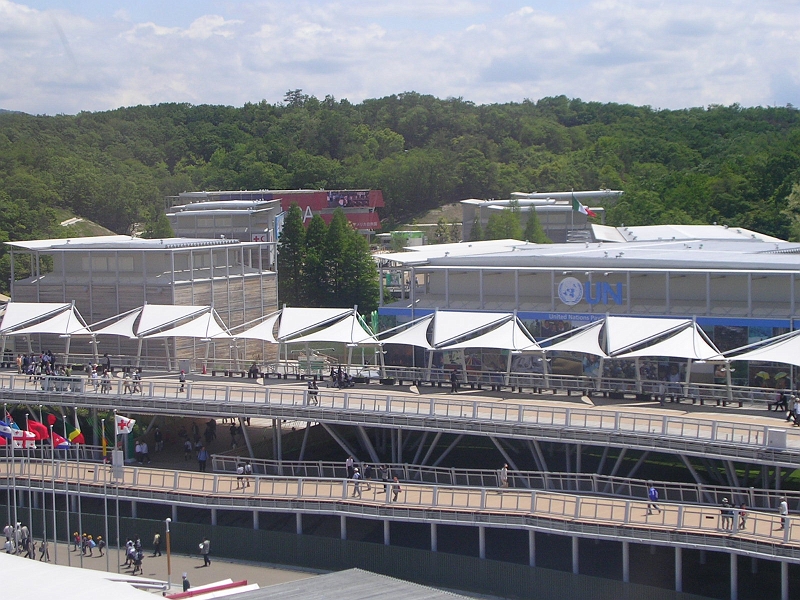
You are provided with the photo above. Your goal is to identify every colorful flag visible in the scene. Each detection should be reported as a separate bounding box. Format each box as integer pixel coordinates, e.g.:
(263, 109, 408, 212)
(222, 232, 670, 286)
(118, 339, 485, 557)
(0, 419, 12, 441)
(64, 419, 85, 444)
(571, 193, 597, 218)
(27, 419, 49, 441)
(115, 414, 135, 435)
(51, 430, 70, 449)
(6, 412, 20, 431)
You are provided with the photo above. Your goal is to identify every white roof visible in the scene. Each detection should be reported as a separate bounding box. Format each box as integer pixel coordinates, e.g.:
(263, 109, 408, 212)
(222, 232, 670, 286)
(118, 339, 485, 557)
(438, 317, 540, 351)
(138, 304, 208, 336)
(91, 309, 142, 339)
(605, 316, 690, 355)
(277, 307, 353, 340)
(288, 313, 377, 345)
(379, 315, 435, 350)
(0, 302, 72, 332)
(10, 306, 92, 336)
(542, 320, 607, 357)
(144, 310, 230, 339)
(432, 310, 511, 346)
(726, 330, 800, 368)
(614, 324, 721, 360)
(234, 312, 281, 343)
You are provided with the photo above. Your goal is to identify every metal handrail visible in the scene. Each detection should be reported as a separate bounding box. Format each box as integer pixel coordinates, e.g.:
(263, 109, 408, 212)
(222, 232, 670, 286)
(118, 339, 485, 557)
(2, 459, 798, 554)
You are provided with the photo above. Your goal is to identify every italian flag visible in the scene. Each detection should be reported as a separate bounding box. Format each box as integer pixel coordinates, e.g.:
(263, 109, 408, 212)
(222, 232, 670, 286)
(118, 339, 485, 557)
(572, 194, 597, 218)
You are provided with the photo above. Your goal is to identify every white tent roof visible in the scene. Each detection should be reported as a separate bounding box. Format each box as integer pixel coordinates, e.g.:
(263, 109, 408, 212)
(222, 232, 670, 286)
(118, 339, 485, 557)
(91, 308, 142, 339)
(10, 306, 92, 336)
(233, 311, 281, 343)
(144, 310, 231, 339)
(439, 318, 540, 351)
(0, 302, 72, 333)
(137, 304, 208, 336)
(726, 330, 800, 368)
(605, 316, 690, 354)
(278, 307, 353, 340)
(379, 315, 435, 350)
(614, 324, 721, 360)
(432, 311, 511, 347)
(542, 320, 607, 357)
(288, 313, 377, 345)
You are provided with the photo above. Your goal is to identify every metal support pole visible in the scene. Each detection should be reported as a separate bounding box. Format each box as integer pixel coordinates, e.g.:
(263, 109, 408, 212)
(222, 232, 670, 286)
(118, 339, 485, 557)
(296, 513, 302, 536)
(675, 546, 682, 592)
(210, 508, 217, 526)
(130, 499, 137, 518)
(165, 518, 172, 591)
(730, 553, 738, 600)
(781, 561, 789, 600)
(383, 519, 390, 546)
(572, 536, 579, 574)
(528, 530, 535, 567)
(340, 516, 346, 540)
(253, 510, 259, 530)
(431, 523, 437, 552)
(622, 541, 630, 583)
(172, 505, 178, 522)
(478, 525, 486, 559)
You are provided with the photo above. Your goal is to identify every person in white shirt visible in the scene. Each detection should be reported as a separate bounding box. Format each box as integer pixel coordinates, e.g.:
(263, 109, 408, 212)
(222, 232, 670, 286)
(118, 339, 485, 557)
(778, 498, 789, 530)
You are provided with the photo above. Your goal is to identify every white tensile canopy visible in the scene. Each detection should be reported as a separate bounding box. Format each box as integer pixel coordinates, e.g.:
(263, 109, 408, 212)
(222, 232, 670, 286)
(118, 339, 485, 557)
(232, 311, 282, 344)
(10, 306, 92, 337)
(431, 311, 512, 347)
(438, 317, 540, 352)
(724, 330, 800, 368)
(541, 320, 607, 358)
(137, 304, 209, 336)
(0, 302, 92, 363)
(278, 307, 353, 340)
(0, 302, 75, 334)
(378, 315, 435, 350)
(143, 311, 230, 340)
(605, 316, 691, 355)
(288, 312, 378, 346)
(614, 324, 721, 361)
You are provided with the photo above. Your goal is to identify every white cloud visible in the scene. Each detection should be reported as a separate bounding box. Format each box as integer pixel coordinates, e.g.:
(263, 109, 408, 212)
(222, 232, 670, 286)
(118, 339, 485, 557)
(0, 0, 799, 114)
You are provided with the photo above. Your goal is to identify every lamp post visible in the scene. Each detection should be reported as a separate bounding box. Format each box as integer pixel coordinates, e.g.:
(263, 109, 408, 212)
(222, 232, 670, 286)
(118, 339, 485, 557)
(165, 517, 172, 590)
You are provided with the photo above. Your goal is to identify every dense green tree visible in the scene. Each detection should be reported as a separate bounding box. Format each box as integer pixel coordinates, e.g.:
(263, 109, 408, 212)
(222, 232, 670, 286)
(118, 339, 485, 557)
(523, 209, 550, 243)
(303, 214, 328, 306)
(277, 204, 305, 306)
(485, 200, 523, 240)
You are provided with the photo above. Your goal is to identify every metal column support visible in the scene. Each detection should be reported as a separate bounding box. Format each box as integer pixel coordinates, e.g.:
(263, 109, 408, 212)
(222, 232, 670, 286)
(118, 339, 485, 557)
(528, 530, 535, 567)
(131, 500, 137, 518)
(432, 434, 464, 467)
(731, 553, 738, 600)
(171, 505, 178, 522)
(296, 513, 302, 535)
(626, 451, 650, 480)
(431, 523, 437, 552)
(298, 424, 311, 462)
(478, 525, 486, 559)
(412, 431, 429, 466)
(239, 417, 254, 459)
(320, 423, 360, 460)
(781, 561, 789, 600)
(596, 446, 610, 474)
(572, 536, 579, 575)
(675, 546, 682, 592)
(420, 432, 443, 466)
(211, 508, 217, 526)
(489, 436, 522, 474)
(622, 541, 630, 583)
(356, 426, 380, 464)
(383, 520, 390, 546)
(253, 510, 259, 530)
(340, 516, 347, 541)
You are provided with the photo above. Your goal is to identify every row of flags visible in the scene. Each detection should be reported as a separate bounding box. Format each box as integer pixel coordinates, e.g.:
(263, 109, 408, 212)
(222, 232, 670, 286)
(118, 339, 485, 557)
(0, 411, 135, 449)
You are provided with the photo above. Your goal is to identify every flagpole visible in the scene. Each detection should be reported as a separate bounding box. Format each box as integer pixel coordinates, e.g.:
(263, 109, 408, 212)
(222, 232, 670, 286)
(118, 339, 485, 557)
(114, 409, 121, 573)
(25, 414, 33, 551)
(64, 420, 71, 566)
(50, 425, 57, 565)
(3, 403, 10, 535)
(9, 405, 18, 537)
(75, 407, 83, 568)
(102, 417, 110, 573)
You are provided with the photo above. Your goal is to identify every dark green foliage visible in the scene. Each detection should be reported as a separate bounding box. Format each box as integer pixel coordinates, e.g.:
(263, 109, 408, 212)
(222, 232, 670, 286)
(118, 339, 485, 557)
(277, 204, 305, 306)
(523, 209, 550, 243)
(0, 93, 800, 299)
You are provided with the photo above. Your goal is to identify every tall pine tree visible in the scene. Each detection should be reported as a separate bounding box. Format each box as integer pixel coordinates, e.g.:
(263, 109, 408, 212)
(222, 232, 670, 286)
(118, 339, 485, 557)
(304, 214, 328, 306)
(277, 204, 305, 306)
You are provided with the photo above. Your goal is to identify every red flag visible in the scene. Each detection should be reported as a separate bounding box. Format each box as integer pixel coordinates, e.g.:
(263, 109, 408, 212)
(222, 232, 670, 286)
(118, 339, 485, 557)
(27, 419, 49, 440)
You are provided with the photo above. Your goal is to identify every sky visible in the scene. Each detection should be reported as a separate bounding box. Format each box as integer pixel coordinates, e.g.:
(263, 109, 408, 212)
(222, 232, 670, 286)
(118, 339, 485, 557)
(2, 0, 800, 115)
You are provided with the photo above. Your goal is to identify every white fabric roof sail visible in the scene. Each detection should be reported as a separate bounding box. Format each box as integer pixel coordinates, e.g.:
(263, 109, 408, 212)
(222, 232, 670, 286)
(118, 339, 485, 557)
(432, 311, 512, 347)
(137, 304, 209, 336)
(438, 318, 540, 351)
(605, 316, 690, 355)
(0, 302, 72, 333)
(278, 307, 353, 340)
(614, 325, 721, 360)
(541, 320, 608, 358)
(10, 307, 92, 336)
(288, 313, 378, 345)
(233, 311, 281, 343)
(379, 315, 435, 350)
(725, 330, 800, 368)
(91, 308, 143, 339)
(144, 310, 230, 339)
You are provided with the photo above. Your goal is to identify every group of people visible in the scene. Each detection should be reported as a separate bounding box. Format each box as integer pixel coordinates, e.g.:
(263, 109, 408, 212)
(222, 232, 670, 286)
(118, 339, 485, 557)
(3, 522, 49, 560)
(16, 351, 59, 377)
(346, 458, 402, 501)
(330, 367, 355, 389)
(72, 531, 105, 557)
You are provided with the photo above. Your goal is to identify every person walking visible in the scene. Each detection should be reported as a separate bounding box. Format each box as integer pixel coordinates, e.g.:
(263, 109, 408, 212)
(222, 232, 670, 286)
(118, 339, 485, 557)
(152, 531, 162, 557)
(720, 498, 733, 530)
(38, 539, 49, 562)
(153, 427, 163, 452)
(391, 476, 402, 502)
(778, 497, 789, 530)
(182, 573, 191, 592)
(197, 446, 209, 472)
(243, 461, 252, 488)
(647, 484, 660, 515)
(351, 467, 362, 499)
(97, 536, 105, 556)
(345, 456, 354, 479)
(499, 463, 509, 489)
(179, 370, 187, 393)
(199, 538, 211, 566)
(450, 368, 459, 393)
(140, 440, 151, 464)
(739, 503, 748, 530)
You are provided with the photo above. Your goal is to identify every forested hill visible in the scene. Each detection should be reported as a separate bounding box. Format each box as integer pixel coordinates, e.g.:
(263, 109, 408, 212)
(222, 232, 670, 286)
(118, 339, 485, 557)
(2, 92, 800, 246)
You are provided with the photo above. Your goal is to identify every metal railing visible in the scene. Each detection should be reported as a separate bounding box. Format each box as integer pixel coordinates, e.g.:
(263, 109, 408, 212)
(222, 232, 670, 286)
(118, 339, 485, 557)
(2, 459, 799, 554)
